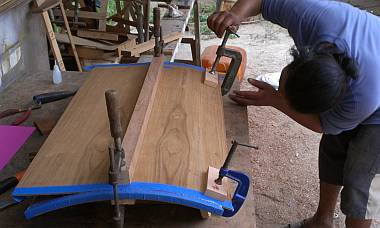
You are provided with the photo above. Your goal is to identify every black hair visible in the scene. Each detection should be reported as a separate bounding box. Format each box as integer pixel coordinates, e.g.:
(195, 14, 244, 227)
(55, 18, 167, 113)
(285, 43, 358, 114)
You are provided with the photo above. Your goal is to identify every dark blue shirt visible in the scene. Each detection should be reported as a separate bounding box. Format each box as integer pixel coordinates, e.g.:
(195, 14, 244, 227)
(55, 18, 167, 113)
(262, 0, 380, 134)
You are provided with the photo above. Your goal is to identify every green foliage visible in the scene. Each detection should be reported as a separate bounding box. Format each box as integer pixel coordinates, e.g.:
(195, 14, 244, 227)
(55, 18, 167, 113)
(191, 3, 216, 35)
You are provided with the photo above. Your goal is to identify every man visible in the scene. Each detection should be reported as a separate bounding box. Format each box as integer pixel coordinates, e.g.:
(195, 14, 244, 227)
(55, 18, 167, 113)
(207, 0, 380, 227)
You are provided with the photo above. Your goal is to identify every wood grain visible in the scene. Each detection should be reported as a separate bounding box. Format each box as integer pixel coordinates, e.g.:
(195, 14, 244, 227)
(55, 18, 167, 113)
(18, 66, 148, 188)
(122, 55, 165, 180)
(18, 64, 227, 196)
(131, 65, 227, 192)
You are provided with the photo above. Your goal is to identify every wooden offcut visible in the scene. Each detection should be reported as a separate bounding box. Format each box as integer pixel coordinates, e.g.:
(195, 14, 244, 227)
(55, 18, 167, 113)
(77, 30, 119, 41)
(203, 71, 219, 87)
(122, 55, 165, 180)
(18, 64, 227, 196)
(126, 32, 183, 56)
(204, 166, 228, 201)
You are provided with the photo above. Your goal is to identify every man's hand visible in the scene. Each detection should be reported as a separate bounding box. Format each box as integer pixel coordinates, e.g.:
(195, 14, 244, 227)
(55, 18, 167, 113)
(207, 11, 242, 38)
(229, 78, 284, 107)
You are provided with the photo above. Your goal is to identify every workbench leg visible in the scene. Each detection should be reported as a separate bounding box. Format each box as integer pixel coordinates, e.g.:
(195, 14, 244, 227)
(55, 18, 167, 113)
(193, 0, 201, 66)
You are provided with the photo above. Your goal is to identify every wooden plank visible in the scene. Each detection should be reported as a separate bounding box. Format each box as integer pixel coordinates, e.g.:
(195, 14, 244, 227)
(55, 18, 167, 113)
(55, 33, 134, 51)
(18, 65, 148, 188)
(98, 0, 108, 31)
(122, 55, 165, 179)
(60, 1, 82, 72)
(42, 11, 66, 71)
(127, 32, 183, 56)
(77, 30, 119, 41)
(53, 9, 106, 20)
(131, 65, 227, 192)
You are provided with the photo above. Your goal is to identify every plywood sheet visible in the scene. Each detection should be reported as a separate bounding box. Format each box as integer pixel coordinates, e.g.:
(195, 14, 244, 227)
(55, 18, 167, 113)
(18, 65, 148, 188)
(131, 65, 227, 192)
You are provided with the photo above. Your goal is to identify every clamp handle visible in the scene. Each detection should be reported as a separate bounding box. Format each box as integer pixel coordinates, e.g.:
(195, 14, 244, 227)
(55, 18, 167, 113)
(153, 7, 162, 57)
(219, 168, 250, 217)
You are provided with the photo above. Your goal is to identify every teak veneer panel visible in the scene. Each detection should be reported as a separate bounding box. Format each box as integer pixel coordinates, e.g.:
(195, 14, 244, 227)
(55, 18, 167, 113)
(18, 64, 227, 195)
(131, 65, 227, 192)
(18, 66, 148, 188)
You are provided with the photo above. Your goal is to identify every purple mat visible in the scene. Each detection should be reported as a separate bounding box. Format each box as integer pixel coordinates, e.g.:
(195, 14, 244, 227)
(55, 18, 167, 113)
(0, 125, 35, 170)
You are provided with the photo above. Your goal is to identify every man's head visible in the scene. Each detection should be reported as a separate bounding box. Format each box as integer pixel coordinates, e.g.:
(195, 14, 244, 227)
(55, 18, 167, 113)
(279, 44, 358, 114)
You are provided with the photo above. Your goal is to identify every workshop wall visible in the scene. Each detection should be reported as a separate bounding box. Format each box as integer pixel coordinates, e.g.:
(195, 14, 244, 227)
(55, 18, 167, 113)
(0, 2, 49, 91)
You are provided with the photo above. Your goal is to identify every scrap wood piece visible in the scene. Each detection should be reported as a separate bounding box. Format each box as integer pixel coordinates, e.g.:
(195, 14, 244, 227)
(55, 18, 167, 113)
(204, 166, 228, 201)
(203, 71, 219, 88)
(122, 55, 165, 180)
(77, 29, 119, 41)
(32, 0, 60, 13)
(55, 32, 135, 51)
(126, 32, 183, 56)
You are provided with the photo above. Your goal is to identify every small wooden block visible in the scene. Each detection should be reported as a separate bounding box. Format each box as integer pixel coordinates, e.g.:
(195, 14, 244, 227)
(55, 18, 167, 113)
(204, 166, 228, 201)
(203, 71, 219, 88)
(200, 210, 211, 219)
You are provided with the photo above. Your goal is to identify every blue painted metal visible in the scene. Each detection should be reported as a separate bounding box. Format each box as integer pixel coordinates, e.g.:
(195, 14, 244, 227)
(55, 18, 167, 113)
(13, 182, 234, 219)
(219, 169, 250, 217)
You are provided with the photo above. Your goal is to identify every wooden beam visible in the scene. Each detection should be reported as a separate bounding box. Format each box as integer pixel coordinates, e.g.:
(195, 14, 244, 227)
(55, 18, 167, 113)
(42, 11, 66, 71)
(77, 30, 119, 41)
(122, 55, 165, 180)
(126, 32, 182, 56)
(60, 1, 82, 72)
(53, 9, 106, 20)
(55, 32, 135, 51)
(203, 71, 219, 88)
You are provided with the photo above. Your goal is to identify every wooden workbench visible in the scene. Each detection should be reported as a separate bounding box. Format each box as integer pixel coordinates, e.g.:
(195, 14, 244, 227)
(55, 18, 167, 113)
(0, 70, 255, 227)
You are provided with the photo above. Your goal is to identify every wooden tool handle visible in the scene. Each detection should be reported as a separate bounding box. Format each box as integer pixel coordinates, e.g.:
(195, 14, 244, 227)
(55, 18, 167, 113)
(105, 90, 123, 139)
(153, 7, 160, 37)
(0, 109, 22, 119)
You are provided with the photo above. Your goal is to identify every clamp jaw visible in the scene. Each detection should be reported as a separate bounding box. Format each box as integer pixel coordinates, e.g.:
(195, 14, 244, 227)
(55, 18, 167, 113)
(219, 168, 250, 217)
(153, 7, 164, 57)
(209, 29, 242, 96)
(216, 140, 258, 216)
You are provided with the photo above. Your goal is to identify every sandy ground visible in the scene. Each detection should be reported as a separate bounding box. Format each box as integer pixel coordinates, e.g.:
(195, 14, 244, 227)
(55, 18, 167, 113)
(178, 19, 379, 227)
